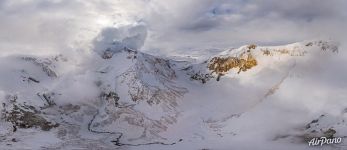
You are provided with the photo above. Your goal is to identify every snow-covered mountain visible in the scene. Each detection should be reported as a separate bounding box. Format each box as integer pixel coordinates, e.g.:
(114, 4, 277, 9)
(1, 39, 346, 150)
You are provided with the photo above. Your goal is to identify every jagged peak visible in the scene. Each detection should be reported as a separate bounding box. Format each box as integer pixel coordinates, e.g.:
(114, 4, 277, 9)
(186, 40, 339, 83)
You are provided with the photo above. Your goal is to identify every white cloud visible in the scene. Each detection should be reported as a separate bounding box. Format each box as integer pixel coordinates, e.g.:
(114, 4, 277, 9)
(0, 0, 346, 56)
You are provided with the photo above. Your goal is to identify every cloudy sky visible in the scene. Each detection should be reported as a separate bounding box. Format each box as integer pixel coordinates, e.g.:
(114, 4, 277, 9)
(0, 0, 346, 56)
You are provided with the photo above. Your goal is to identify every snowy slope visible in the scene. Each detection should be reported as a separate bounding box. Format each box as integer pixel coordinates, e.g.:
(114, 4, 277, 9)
(1, 40, 347, 150)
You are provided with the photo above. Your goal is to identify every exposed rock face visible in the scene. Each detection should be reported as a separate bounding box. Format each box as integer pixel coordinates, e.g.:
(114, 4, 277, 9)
(1, 95, 59, 131)
(21, 55, 67, 78)
(207, 45, 258, 81)
(305, 40, 339, 52)
(189, 71, 214, 84)
(208, 53, 257, 75)
(101, 49, 115, 59)
(302, 114, 340, 140)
